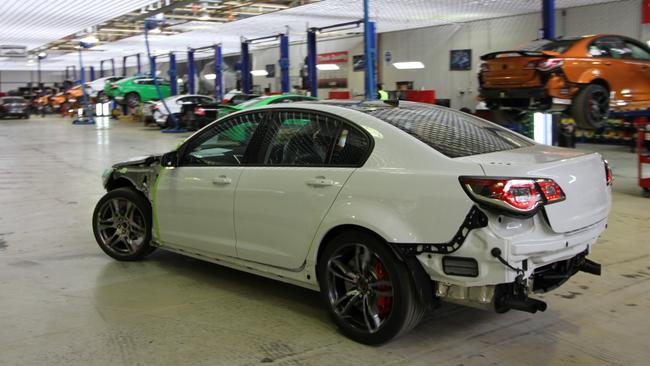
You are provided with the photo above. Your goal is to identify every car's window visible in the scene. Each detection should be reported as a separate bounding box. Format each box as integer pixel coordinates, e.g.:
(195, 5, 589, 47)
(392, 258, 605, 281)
(589, 37, 626, 59)
(199, 97, 213, 104)
(623, 41, 650, 61)
(262, 111, 341, 166)
(327, 101, 533, 158)
(330, 124, 371, 166)
(181, 112, 264, 166)
(533, 39, 579, 54)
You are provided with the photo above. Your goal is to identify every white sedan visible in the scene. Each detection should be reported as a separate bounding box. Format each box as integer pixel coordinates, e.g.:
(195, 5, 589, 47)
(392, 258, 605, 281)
(93, 101, 611, 344)
(84, 76, 123, 101)
(150, 94, 215, 128)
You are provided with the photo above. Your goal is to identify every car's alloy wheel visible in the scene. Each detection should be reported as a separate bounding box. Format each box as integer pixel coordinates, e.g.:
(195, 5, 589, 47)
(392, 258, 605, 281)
(92, 187, 154, 261)
(125, 93, 140, 108)
(318, 232, 426, 344)
(326, 243, 395, 334)
(572, 84, 609, 129)
(97, 91, 109, 103)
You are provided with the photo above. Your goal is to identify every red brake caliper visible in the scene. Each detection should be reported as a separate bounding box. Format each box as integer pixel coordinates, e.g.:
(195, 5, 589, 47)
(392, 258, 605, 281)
(374, 262, 392, 316)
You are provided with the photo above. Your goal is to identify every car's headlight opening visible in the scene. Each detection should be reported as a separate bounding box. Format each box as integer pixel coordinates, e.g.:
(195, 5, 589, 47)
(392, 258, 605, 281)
(459, 177, 565, 215)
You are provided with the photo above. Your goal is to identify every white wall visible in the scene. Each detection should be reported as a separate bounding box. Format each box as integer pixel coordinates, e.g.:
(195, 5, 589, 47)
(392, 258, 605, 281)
(251, 35, 365, 97)
(379, 0, 644, 109)
(0, 70, 66, 92)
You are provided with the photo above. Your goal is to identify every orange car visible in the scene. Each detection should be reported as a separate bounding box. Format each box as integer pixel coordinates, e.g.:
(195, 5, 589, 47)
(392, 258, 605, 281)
(65, 85, 84, 103)
(479, 35, 650, 128)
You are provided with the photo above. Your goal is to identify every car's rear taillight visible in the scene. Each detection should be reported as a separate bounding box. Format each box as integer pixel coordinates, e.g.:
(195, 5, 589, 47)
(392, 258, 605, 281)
(604, 160, 613, 186)
(536, 58, 563, 72)
(195, 107, 205, 117)
(459, 177, 565, 215)
(151, 104, 159, 111)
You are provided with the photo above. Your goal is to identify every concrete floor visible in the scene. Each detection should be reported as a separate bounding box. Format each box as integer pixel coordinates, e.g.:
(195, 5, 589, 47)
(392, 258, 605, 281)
(0, 115, 649, 366)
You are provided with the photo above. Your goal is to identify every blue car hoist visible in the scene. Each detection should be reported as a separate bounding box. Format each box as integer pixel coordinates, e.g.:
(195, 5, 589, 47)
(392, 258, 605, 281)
(306, 21, 376, 99)
(239, 31, 291, 95)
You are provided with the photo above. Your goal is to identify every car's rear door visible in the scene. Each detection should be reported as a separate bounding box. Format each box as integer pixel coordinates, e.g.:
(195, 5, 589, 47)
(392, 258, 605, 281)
(621, 39, 650, 105)
(154, 111, 267, 257)
(233, 109, 372, 269)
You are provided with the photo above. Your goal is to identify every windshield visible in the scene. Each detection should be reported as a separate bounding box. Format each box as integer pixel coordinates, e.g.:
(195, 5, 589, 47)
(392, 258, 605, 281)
(237, 95, 272, 108)
(331, 101, 534, 158)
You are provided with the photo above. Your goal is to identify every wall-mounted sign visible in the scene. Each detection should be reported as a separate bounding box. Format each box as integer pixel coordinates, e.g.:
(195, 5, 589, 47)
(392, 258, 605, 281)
(384, 51, 392, 63)
(450, 49, 472, 71)
(644, 0, 650, 24)
(352, 55, 364, 72)
(318, 51, 349, 64)
(265, 64, 275, 78)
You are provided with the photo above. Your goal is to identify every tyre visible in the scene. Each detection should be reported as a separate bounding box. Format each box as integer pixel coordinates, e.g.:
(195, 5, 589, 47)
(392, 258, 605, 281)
(125, 92, 141, 108)
(317, 231, 426, 345)
(490, 109, 528, 125)
(92, 187, 155, 261)
(572, 84, 609, 130)
(97, 91, 109, 104)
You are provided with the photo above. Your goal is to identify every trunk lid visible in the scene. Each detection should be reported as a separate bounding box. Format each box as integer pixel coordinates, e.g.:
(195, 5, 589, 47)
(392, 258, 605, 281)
(458, 145, 611, 233)
(481, 51, 549, 87)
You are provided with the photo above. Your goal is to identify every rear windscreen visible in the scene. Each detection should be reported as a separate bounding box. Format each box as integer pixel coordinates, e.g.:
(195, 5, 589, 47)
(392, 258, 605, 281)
(531, 39, 579, 54)
(342, 102, 533, 158)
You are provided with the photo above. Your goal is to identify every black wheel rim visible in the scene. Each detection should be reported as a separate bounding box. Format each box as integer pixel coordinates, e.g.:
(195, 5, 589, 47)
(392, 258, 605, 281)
(126, 94, 139, 107)
(587, 89, 609, 122)
(96, 198, 147, 255)
(325, 243, 394, 334)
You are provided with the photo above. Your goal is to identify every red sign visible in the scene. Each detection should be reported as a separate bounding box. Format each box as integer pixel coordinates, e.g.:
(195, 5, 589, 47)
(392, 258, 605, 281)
(317, 51, 348, 64)
(644, 0, 650, 24)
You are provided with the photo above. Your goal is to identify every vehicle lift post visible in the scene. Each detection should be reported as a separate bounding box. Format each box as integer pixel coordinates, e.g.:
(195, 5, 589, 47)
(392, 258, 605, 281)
(187, 49, 195, 94)
(72, 41, 95, 125)
(240, 40, 251, 94)
(535, 0, 557, 145)
(242, 32, 291, 94)
(89, 66, 95, 81)
(122, 53, 142, 77)
(65, 65, 77, 82)
(187, 44, 222, 98)
(169, 52, 177, 96)
(306, 20, 365, 98)
(363, 0, 377, 100)
(215, 44, 223, 101)
(99, 58, 116, 77)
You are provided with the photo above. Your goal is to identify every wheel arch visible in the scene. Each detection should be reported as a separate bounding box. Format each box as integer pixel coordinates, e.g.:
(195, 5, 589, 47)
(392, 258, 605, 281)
(105, 176, 137, 192)
(313, 223, 436, 310)
(588, 78, 610, 92)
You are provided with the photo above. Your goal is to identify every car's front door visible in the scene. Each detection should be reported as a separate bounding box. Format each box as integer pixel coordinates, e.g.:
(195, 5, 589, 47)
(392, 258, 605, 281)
(154, 111, 266, 257)
(234, 109, 372, 269)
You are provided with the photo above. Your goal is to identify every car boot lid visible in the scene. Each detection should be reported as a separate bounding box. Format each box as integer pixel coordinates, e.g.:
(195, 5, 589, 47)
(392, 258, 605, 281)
(458, 145, 611, 233)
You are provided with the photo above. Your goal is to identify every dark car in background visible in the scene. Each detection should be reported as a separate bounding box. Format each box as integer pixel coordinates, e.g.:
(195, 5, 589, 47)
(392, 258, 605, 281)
(180, 94, 315, 130)
(0, 97, 30, 119)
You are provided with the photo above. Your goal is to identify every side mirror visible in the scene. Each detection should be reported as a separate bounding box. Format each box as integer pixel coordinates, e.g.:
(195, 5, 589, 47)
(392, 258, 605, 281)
(161, 150, 179, 168)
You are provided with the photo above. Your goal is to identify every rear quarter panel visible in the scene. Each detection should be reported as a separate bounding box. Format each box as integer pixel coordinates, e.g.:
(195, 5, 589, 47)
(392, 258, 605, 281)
(303, 108, 484, 265)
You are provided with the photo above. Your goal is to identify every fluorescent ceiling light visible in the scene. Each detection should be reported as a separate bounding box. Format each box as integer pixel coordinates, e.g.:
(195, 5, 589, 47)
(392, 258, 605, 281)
(250, 69, 268, 76)
(203, 73, 216, 80)
(79, 35, 99, 45)
(316, 64, 340, 71)
(393, 61, 425, 70)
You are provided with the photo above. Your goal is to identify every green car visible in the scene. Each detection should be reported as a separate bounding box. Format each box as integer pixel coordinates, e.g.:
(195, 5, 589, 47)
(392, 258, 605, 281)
(104, 76, 171, 106)
(191, 94, 317, 128)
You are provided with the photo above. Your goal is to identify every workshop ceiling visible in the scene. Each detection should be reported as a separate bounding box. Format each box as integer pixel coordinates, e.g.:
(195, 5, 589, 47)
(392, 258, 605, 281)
(0, 0, 623, 71)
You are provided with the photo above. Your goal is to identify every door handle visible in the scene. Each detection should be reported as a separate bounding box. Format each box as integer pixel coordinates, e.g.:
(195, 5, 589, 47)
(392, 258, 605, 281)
(306, 177, 335, 187)
(212, 176, 232, 185)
